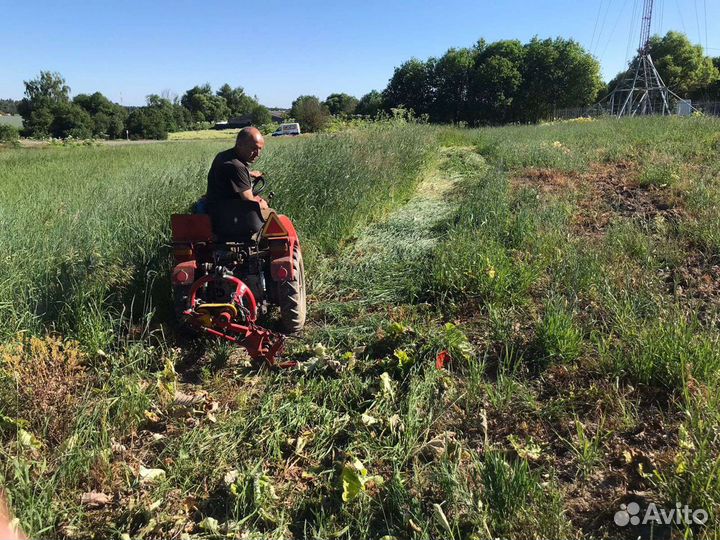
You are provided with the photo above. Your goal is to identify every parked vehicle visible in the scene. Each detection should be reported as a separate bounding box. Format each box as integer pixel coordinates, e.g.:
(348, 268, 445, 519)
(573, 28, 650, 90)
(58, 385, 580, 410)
(271, 123, 301, 137)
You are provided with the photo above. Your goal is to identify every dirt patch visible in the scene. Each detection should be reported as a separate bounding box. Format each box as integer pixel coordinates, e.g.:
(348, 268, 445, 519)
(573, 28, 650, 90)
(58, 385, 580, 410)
(512, 163, 684, 238)
(660, 250, 720, 323)
(458, 364, 682, 539)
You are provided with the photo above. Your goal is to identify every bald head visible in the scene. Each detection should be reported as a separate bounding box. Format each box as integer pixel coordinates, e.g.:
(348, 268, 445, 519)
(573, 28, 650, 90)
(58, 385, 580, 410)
(234, 127, 265, 164)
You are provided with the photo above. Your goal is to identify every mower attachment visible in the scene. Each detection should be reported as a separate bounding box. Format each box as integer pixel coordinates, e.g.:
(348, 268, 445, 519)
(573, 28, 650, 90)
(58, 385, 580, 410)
(181, 273, 293, 367)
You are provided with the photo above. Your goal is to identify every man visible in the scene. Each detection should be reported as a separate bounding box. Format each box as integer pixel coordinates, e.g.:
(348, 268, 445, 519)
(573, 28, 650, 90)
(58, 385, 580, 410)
(206, 126, 269, 214)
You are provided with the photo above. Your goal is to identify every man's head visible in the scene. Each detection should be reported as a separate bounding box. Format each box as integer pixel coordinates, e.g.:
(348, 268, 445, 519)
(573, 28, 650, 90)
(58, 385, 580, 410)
(235, 127, 265, 164)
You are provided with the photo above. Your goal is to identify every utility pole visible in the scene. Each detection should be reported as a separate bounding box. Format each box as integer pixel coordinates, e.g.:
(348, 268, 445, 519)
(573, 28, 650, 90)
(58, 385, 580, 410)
(608, 0, 672, 117)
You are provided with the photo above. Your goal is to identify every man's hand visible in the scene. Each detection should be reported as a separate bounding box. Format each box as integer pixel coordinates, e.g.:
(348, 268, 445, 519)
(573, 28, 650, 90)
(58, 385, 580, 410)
(250, 170, 263, 179)
(256, 196, 269, 210)
(0, 492, 25, 540)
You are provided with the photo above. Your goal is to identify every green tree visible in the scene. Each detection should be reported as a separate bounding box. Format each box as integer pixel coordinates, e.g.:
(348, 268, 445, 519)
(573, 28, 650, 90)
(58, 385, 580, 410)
(469, 40, 525, 124)
(250, 104, 272, 125)
(648, 31, 719, 97)
(382, 58, 435, 116)
(290, 95, 330, 132)
(17, 71, 71, 136)
(146, 94, 187, 132)
(356, 90, 383, 117)
(73, 92, 128, 138)
(50, 102, 94, 138)
(323, 93, 359, 116)
(709, 57, 720, 99)
(217, 83, 257, 116)
(25, 107, 54, 138)
(21, 71, 70, 103)
(126, 107, 168, 140)
(0, 99, 19, 114)
(73, 92, 114, 115)
(181, 84, 230, 122)
(431, 47, 476, 123)
(517, 37, 602, 122)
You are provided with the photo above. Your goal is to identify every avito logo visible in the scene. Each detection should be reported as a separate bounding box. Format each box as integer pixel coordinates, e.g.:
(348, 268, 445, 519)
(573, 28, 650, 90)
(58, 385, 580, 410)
(614, 502, 708, 527)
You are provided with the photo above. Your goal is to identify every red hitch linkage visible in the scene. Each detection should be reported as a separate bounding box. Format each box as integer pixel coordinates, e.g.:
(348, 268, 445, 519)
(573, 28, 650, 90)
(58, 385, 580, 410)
(183, 273, 295, 368)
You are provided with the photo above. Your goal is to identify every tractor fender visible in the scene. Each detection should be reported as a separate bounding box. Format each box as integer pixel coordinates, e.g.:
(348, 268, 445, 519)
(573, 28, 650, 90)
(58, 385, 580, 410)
(275, 214, 298, 240)
(172, 260, 197, 285)
(263, 212, 300, 281)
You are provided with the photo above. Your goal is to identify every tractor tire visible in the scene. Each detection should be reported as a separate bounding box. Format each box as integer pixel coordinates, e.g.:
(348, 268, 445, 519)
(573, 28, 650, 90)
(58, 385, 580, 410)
(278, 245, 306, 334)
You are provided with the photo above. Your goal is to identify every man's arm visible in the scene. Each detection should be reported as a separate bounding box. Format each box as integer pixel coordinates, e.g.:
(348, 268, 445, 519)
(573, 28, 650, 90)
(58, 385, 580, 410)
(223, 163, 268, 209)
(238, 188, 269, 210)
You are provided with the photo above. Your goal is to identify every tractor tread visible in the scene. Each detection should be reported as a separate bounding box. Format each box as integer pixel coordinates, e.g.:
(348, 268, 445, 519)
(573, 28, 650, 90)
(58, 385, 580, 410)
(278, 245, 306, 334)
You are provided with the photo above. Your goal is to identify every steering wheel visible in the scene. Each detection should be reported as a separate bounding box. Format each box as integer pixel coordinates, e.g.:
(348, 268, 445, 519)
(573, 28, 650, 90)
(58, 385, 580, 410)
(252, 175, 267, 196)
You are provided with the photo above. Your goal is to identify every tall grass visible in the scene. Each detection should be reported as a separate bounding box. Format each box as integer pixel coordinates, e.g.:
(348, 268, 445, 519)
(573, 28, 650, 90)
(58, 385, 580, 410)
(0, 123, 434, 346)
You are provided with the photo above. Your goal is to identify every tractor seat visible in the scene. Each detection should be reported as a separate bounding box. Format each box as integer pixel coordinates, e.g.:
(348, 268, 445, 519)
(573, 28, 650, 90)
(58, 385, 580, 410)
(208, 199, 265, 242)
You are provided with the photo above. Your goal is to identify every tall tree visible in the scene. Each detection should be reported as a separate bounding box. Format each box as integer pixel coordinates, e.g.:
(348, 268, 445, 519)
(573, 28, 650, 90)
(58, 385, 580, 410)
(17, 71, 71, 136)
(250, 104, 272, 125)
(648, 31, 719, 97)
(22, 71, 70, 103)
(517, 37, 602, 122)
(181, 84, 230, 122)
(431, 47, 476, 123)
(382, 58, 435, 116)
(323, 93, 359, 116)
(468, 40, 524, 124)
(126, 107, 168, 140)
(356, 90, 383, 117)
(216, 83, 257, 117)
(290, 95, 329, 132)
(50, 102, 93, 138)
(73, 92, 127, 138)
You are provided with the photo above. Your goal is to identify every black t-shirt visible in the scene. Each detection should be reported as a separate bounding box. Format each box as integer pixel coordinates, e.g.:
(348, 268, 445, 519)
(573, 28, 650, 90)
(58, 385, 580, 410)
(206, 148, 252, 203)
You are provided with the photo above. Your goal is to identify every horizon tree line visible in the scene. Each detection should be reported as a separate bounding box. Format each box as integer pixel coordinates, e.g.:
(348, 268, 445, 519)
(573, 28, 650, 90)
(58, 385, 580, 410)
(3, 30, 718, 140)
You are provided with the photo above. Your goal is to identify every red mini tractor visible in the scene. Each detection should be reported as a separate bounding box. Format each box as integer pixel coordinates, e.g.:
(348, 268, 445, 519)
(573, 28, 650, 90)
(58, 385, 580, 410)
(170, 185, 306, 366)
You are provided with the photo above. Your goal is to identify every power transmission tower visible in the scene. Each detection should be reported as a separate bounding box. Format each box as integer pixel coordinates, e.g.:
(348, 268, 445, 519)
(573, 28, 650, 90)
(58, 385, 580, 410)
(608, 0, 672, 117)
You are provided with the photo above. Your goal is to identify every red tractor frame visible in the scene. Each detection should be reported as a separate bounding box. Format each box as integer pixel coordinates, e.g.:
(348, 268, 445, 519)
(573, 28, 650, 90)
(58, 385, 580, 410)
(170, 204, 306, 367)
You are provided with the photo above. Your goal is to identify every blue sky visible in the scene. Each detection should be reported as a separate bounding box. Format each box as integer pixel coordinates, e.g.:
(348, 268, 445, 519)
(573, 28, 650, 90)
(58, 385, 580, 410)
(2, 0, 718, 108)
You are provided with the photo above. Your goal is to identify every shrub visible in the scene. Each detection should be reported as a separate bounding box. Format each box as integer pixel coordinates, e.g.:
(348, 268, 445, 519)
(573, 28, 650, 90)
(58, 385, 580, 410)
(290, 95, 330, 132)
(0, 124, 19, 143)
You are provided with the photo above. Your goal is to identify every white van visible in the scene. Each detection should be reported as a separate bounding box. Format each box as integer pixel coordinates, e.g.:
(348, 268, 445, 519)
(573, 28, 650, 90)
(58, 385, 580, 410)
(271, 123, 301, 137)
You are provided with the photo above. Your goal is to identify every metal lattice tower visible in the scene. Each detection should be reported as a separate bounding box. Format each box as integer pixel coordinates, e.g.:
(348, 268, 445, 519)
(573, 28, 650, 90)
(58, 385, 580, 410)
(608, 0, 672, 117)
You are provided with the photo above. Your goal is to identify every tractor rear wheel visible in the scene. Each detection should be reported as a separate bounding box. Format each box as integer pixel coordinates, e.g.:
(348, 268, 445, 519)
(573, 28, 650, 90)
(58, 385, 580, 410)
(278, 245, 306, 334)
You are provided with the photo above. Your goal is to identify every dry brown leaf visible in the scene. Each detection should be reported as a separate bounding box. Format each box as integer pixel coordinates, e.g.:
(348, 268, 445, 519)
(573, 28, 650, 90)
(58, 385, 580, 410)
(81, 491, 112, 507)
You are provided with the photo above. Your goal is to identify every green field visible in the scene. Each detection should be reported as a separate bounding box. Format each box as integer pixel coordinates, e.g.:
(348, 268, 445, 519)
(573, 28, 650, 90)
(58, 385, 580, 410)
(0, 115, 23, 128)
(168, 128, 241, 141)
(2, 117, 720, 539)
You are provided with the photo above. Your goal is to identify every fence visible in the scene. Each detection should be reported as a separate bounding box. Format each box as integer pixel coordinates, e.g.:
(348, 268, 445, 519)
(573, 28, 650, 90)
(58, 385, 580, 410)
(554, 100, 720, 120)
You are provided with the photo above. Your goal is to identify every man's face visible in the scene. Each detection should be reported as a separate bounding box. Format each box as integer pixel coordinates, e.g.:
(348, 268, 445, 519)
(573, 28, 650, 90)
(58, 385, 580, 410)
(236, 136, 265, 164)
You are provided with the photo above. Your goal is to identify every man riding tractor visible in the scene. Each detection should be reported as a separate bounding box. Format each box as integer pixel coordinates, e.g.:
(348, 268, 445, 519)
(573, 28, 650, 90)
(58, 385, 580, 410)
(206, 127, 270, 220)
(170, 127, 306, 366)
